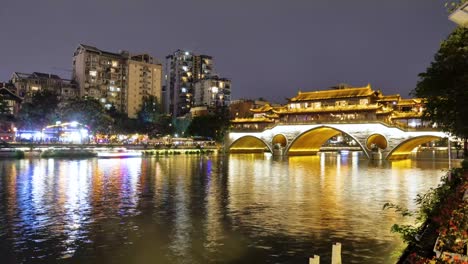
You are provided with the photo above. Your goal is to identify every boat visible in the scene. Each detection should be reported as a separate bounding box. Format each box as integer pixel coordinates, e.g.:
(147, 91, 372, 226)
(96, 148, 142, 158)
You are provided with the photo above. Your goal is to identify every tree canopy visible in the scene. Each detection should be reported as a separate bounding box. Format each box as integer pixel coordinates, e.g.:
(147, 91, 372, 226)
(186, 106, 230, 142)
(136, 95, 172, 136)
(57, 97, 113, 134)
(17, 90, 59, 130)
(412, 27, 468, 152)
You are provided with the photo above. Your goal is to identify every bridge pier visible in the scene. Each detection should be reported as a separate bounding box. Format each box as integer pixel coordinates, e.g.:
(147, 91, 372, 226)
(370, 150, 383, 160)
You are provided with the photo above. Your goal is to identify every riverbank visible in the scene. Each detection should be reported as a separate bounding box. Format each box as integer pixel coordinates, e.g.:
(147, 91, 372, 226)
(0, 146, 220, 159)
(395, 161, 468, 263)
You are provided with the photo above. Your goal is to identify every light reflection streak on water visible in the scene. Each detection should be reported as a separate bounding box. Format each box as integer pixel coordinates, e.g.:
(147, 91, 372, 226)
(61, 160, 91, 258)
(168, 157, 191, 260)
(227, 153, 447, 263)
(0, 153, 452, 264)
(203, 157, 224, 254)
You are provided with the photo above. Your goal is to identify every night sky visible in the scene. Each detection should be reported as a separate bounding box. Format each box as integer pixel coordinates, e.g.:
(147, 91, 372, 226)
(0, 0, 456, 103)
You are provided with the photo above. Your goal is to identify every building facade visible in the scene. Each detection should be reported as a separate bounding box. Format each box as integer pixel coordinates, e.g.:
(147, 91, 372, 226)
(231, 84, 427, 131)
(193, 76, 231, 108)
(164, 50, 214, 117)
(10, 72, 77, 100)
(72, 44, 128, 111)
(127, 54, 162, 119)
(229, 99, 269, 119)
(72, 44, 162, 118)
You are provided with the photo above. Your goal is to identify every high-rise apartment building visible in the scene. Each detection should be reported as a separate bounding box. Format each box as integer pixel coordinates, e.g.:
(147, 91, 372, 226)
(72, 44, 128, 112)
(72, 44, 162, 118)
(164, 50, 214, 117)
(127, 54, 162, 119)
(193, 76, 231, 108)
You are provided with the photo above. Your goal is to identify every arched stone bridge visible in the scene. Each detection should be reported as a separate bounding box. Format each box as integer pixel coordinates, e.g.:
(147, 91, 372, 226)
(226, 122, 447, 160)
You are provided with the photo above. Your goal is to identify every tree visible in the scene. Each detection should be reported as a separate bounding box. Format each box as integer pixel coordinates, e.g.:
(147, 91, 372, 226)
(136, 95, 171, 136)
(412, 27, 468, 155)
(57, 97, 113, 134)
(137, 95, 162, 124)
(107, 105, 138, 134)
(17, 90, 59, 130)
(186, 106, 230, 142)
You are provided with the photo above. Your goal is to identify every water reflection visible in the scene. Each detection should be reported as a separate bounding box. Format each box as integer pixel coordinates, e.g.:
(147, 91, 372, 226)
(0, 153, 449, 263)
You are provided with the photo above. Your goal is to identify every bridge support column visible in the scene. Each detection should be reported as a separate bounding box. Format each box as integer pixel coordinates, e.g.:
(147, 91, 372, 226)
(370, 151, 383, 160)
(273, 146, 284, 156)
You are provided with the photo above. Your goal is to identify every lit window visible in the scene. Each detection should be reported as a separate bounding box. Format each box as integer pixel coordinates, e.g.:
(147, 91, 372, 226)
(112, 61, 118, 67)
(89, 70, 97, 77)
(211, 87, 219, 93)
(100, 98, 106, 103)
(181, 88, 187, 93)
(335, 100, 347, 107)
(313, 102, 321, 108)
(360, 99, 369, 105)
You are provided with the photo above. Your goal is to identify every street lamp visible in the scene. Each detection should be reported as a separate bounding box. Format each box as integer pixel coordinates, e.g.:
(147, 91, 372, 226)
(449, 2, 468, 27)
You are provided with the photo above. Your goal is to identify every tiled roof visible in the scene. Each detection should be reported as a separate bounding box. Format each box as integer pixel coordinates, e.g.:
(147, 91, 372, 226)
(391, 111, 423, 119)
(290, 85, 377, 102)
(13, 72, 32, 79)
(78, 44, 123, 57)
(250, 104, 273, 113)
(79, 44, 102, 53)
(31, 72, 61, 79)
(377, 94, 401, 101)
(0, 87, 22, 101)
(397, 98, 423, 106)
(231, 117, 275, 123)
(274, 104, 381, 114)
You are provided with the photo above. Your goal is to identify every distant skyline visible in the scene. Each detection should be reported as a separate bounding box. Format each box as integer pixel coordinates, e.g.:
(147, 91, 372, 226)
(0, 0, 456, 103)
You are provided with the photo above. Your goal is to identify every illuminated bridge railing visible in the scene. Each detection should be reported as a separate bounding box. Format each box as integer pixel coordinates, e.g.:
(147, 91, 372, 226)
(229, 120, 439, 133)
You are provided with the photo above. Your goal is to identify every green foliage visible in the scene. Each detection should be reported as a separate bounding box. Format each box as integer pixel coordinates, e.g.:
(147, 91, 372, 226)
(412, 27, 468, 153)
(136, 96, 172, 136)
(384, 169, 466, 246)
(17, 90, 59, 130)
(137, 95, 162, 124)
(186, 106, 230, 142)
(445, 0, 467, 12)
(461, 158, 468, 169)
(57, 97, 113, 134)
(173, 117, 191, 137)
(40, 149, 97, 158)
(107, 106, 137, 134)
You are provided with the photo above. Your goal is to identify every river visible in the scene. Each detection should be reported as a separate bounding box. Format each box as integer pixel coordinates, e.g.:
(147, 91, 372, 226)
(0, 152, 449, 263)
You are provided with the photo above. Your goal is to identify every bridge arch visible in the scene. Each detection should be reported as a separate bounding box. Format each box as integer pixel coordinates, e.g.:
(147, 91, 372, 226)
(228, 135, 271, 153)
(272, 134, 288, 147)
(387, 135, 443, 160)
(286, 126, 368, 157)
(366, 133, 388, 150)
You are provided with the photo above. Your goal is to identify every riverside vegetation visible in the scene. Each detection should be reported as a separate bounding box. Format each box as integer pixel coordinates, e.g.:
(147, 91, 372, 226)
(384, 160, 468, 263)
